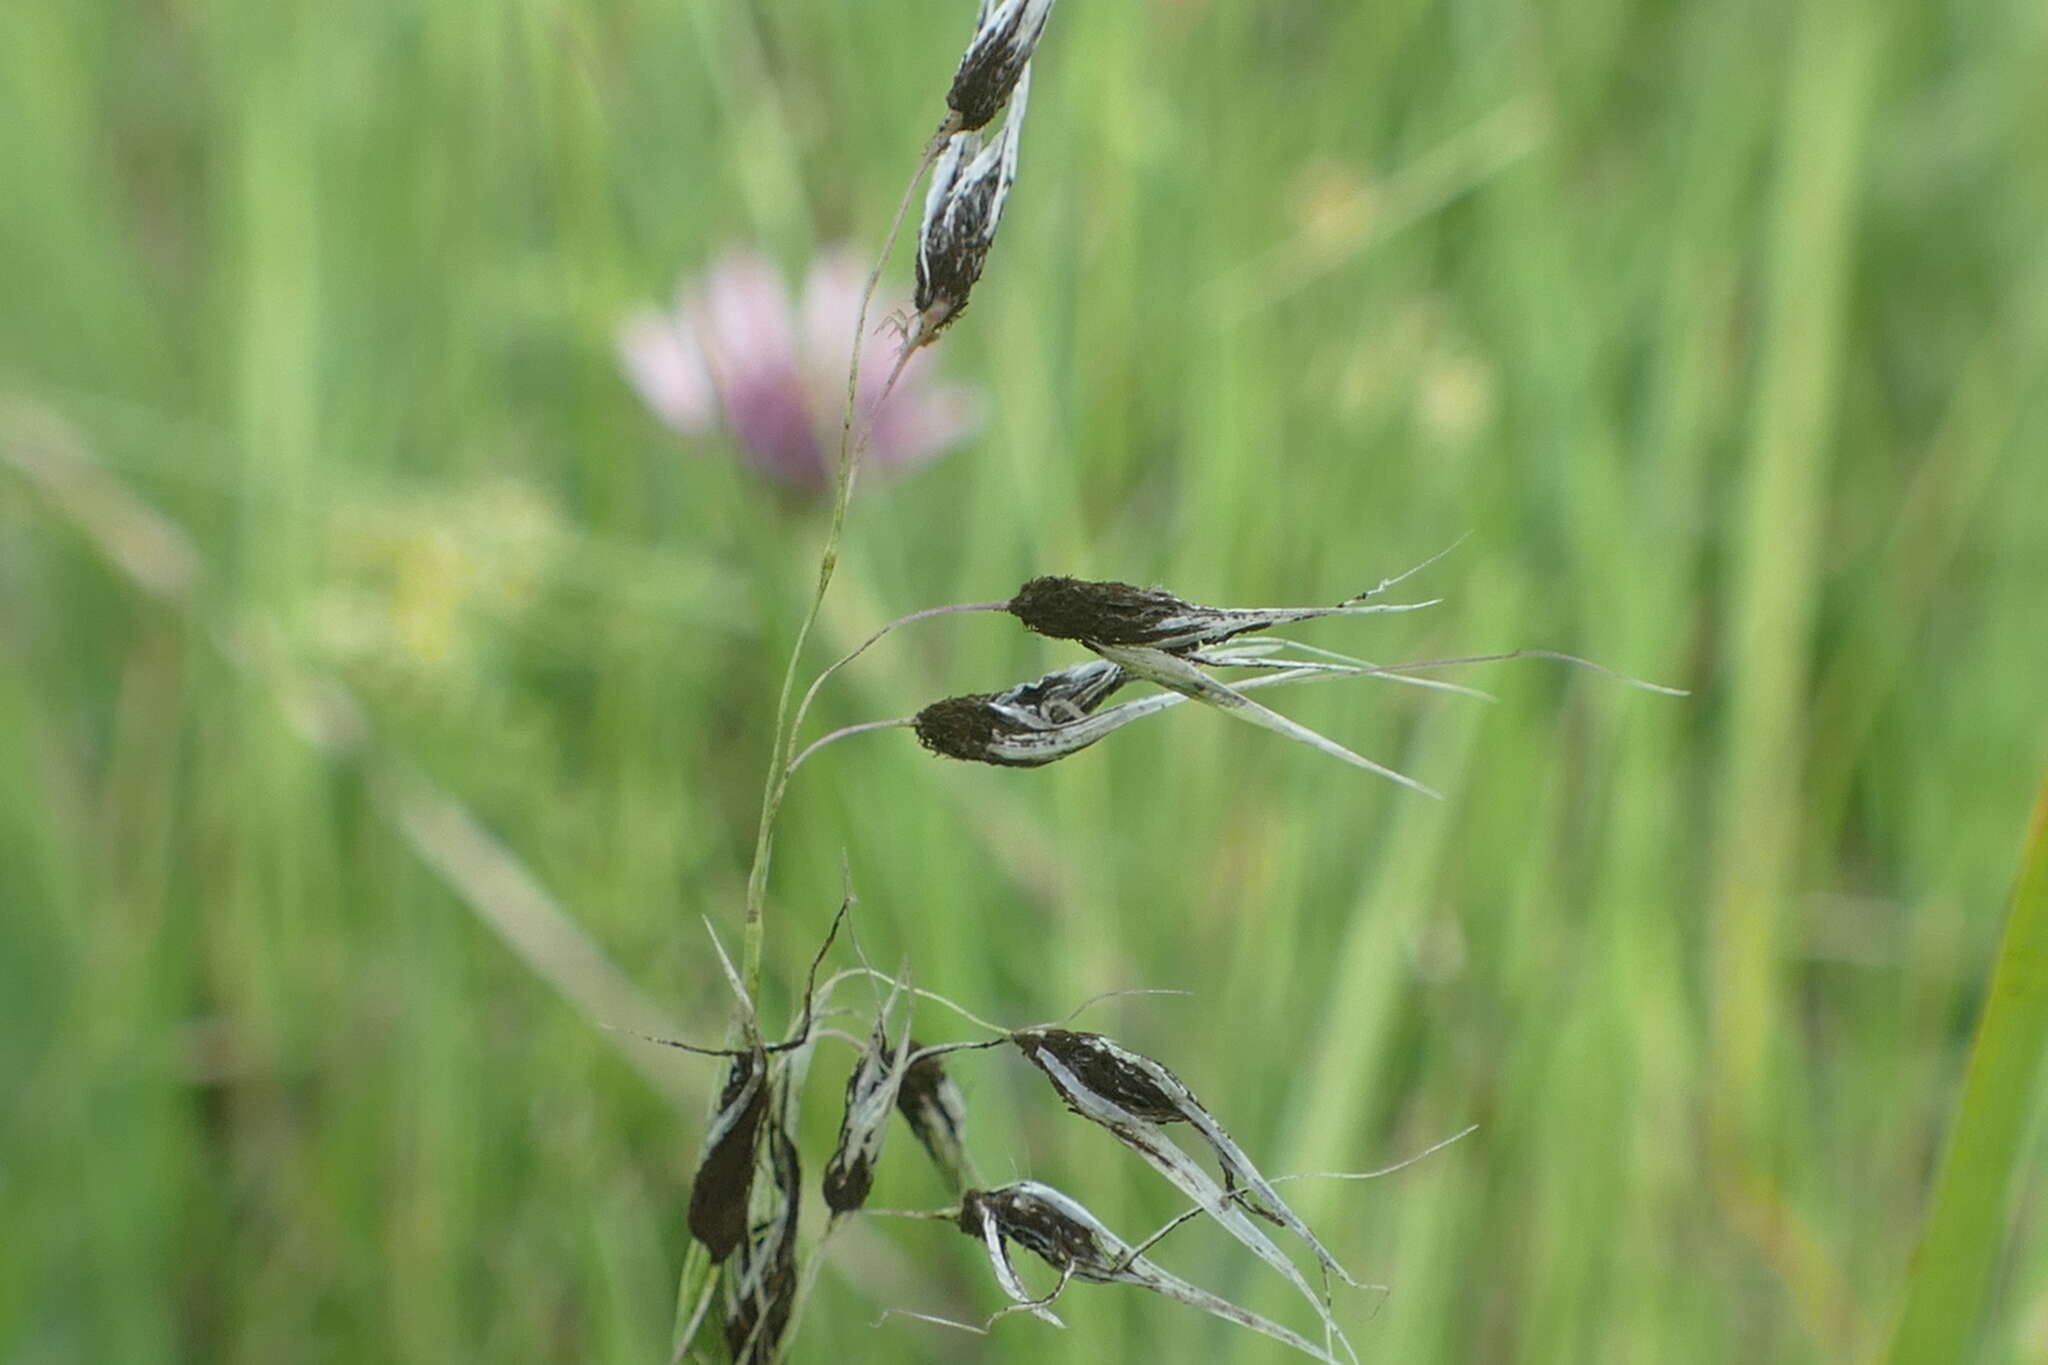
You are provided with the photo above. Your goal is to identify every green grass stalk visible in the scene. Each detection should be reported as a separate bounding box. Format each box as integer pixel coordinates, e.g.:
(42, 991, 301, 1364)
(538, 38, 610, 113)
(736, 122, 955, 1004)
(1883, 771, 2048, 1364)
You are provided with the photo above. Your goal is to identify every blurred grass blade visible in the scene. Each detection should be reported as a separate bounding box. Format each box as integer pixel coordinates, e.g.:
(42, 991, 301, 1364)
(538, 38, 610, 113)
(1885, 771, 2048, 1365)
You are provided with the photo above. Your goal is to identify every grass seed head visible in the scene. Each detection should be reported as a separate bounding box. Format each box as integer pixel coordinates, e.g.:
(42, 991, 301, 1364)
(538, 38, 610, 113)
(950, 1181, 1349, 1361)
(1012, 571, 1439, 654)
(822, 1022, 913, 1214)
(688, 1052, 771, 1261)
(1013, 1027, 1193, 1124)
(912, 66, 1030, 350)
(1015, 1030, 1366, 1334)
(912, 659, 1127, 766)
(896, 1042, 972, 1193)
(1008, 575, 1199, 646)
(959, 1182, 1121, 1282)
(722, 1085, 802, 1362)
(950, 1178, 1351, 1358)
(946, 0, 1054, 131)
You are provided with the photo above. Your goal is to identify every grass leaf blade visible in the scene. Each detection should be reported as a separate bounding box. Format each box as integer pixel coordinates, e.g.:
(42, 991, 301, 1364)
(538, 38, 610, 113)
(1885, 771, 2048, 1364)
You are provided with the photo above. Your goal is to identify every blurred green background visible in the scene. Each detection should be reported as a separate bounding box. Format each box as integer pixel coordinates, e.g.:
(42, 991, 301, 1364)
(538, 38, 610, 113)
(5, 0, 2047, 1361)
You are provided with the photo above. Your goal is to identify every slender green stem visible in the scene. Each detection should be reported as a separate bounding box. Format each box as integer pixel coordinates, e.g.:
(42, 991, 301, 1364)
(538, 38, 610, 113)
(738, 119, 956, 1002)
(787, 599, 1010, 746)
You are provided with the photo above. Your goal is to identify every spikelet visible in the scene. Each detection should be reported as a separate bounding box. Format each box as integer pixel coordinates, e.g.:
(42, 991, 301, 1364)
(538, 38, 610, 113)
(945, 0, 1055, 131)
(910, 65, 1032, 351)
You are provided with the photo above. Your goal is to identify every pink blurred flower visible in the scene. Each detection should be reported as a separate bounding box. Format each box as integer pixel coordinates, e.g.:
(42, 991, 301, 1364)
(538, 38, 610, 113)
(617, 247, 982, 492)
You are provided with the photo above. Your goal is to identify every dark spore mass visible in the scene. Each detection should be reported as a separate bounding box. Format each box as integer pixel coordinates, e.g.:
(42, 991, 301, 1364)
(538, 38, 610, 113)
(959, 1187, 1103, 1272)
(1017, 1028, 1189, 1123)
(821, 1144, 876, 1217)
(822, 1039, 896, 1215)
(948, 19, 1032, 131)
(912, 693, 1006, 762)
(1009, 576, 1189, 646)
(725, 1111, 801, 1362)
(948, 60, 1022, 132)
(687, 1054, 768, 1260)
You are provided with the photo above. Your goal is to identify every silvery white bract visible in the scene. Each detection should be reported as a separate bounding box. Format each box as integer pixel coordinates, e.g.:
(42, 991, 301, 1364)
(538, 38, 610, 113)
(912, 652, 1446, 794)
(912, 658, 1131, 768)
(822, 979, 916, 1215)
(1089, 641, 1445, 796)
